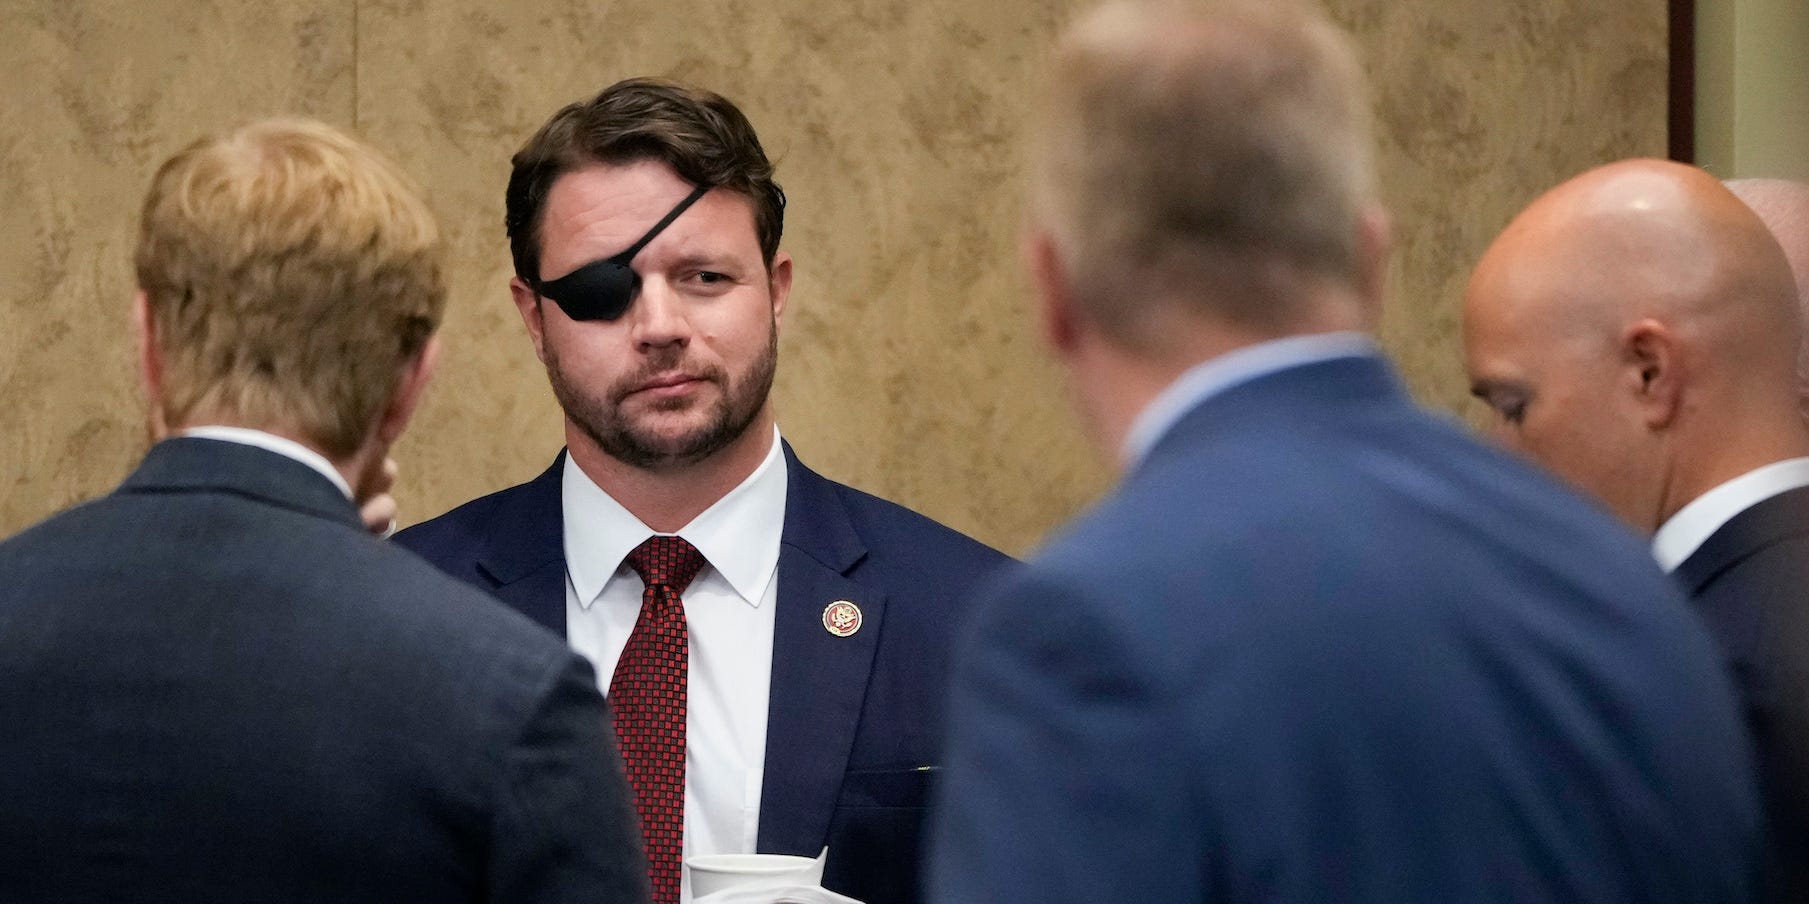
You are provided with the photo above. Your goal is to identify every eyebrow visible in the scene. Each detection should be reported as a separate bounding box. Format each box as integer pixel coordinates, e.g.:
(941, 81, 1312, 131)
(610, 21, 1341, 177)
(664, 252, 746, 272)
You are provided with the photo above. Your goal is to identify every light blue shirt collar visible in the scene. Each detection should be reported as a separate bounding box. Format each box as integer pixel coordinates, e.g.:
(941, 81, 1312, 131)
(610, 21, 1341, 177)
(1120, 331, 1379, 469)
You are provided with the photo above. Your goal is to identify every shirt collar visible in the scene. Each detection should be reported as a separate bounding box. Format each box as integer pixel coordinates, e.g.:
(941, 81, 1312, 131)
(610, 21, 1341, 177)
(1120, 331, 1380, 468)
(562, 424, 789, 609)
(179, 425, 354, 500)
(1652, 456, 1809, 572)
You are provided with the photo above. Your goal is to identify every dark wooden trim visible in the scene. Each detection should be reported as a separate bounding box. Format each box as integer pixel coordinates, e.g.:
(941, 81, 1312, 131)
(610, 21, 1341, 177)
(1669, 0, 1695, 163)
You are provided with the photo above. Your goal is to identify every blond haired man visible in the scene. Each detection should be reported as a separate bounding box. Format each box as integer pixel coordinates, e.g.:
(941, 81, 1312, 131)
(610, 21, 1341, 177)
(928, 2, 1760, 900)
(0, 119, 647, 903)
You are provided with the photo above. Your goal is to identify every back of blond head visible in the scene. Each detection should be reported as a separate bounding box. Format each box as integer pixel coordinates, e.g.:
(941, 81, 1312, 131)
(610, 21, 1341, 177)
(1034, 0, 1375, 344)
(134, 118, 445, 457)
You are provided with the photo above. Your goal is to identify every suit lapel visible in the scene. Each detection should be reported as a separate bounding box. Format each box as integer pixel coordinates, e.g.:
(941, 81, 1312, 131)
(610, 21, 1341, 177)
(757, 444, 884, 855)
(1675, 484, 1809, 597)
(474, 455, 569, 637)
(473, 445, 885, 850)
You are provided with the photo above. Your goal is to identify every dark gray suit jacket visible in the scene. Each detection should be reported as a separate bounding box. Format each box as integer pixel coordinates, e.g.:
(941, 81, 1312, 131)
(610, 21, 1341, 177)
(0, 438, 649, 903)
(1676, 484, 1809, 902)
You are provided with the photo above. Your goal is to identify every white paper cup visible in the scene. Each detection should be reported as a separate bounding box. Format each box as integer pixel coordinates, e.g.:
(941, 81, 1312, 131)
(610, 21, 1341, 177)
(686, 851, 826, 897)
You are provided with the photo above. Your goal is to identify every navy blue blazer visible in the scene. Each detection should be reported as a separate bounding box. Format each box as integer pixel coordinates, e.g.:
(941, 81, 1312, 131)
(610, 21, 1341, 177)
(1675, 484, 1809, 901)
(928, 355, 1761, 903)
(0, 438, 648, 903)
(397, 443, 1009, 904)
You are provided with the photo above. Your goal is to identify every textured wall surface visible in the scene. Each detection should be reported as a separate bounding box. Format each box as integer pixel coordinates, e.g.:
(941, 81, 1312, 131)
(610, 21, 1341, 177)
(0, 0, 1665, 554)
(1348, 1, 1669, 416)
(1694, 0, 1809, 181)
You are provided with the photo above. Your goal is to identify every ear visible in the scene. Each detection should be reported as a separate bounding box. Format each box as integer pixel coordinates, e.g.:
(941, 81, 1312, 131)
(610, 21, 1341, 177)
(133, 289, 170, 439)
(767, 251, 793, 331)
(376, 334, 441, 447)
(1024, 229, 1080, 354)
(509, 276, 550, 364)
(1622, 318, 1682, 429)
(1353, 204, 1392, 327)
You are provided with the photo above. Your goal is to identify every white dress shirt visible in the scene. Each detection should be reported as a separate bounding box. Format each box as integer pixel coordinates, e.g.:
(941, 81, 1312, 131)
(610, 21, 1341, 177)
(563, 425, 787, 903)
(180, 425, 353, 500)
(1651, 457, 1809, 573)
(1121, 331, 1381, 468)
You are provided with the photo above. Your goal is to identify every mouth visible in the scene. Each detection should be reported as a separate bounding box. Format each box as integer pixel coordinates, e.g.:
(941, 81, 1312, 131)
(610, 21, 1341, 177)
(627, 372, 708, 399)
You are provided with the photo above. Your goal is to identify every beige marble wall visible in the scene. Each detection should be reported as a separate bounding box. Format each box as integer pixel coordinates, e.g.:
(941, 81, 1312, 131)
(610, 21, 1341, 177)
(0, 1, 354, 534)
(0, 0, 1665, 554)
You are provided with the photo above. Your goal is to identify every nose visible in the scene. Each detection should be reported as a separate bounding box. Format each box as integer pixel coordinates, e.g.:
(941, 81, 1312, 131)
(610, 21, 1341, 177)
(629, 276, 690, 350)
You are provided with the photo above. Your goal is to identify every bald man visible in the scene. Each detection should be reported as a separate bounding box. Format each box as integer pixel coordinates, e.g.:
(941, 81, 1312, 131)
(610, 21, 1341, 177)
(1728, 178, 1809, 416)
(1466, 158, 1809, 901)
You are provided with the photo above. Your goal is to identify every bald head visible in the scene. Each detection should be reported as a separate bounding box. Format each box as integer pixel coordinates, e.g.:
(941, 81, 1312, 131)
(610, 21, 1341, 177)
(1473, 160, 1795, 344)
(1464, 159, 1803, 531)
(1727, 178, 1809, 411)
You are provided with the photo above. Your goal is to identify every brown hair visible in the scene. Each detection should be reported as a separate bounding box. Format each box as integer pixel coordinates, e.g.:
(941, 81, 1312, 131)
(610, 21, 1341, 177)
(134, 118, 446, 457)
(1036, 0, 1376, 344)
(505, 77, 786, 281)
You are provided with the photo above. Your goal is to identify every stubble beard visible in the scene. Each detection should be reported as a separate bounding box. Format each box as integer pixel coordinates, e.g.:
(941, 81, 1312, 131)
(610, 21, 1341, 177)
(546, 319, 778, 472)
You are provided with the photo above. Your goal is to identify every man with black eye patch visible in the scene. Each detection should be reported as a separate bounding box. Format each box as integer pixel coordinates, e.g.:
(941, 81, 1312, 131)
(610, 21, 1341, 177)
(396, 78, 1009, 904)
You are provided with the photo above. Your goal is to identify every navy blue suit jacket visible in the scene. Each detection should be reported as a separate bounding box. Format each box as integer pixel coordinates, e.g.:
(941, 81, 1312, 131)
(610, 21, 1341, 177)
(928, 355, 1761, 903)
(1675, 484, 1809, 901)
(397, 443, 1009, 904)
(0, 438, 648, 903)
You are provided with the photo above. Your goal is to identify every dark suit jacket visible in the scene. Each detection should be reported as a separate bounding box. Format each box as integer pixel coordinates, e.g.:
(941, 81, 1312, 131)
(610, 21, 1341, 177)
(1676, 484, 1809, 902)
(928, 355, 1761, 903)
(397, 442, 1009, 904)
(0, 438, 648, 903)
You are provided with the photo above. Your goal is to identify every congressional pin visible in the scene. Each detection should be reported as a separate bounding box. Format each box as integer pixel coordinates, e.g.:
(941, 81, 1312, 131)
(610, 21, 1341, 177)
(822, 600, 862, 637)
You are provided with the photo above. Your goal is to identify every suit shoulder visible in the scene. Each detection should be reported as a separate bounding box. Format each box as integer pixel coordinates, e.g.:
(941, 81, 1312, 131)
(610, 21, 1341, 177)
(1695, 523, 1809, 599)
(5, 490, 583, 716)
(1689, 530, 1809, 662)
(307, 534, 596, 740)
(1021, 411, 1690, 653)
(0, 496, 107, 553)
(819, 473, 1012, 574)
(394, 478, 542, 562)
(1699, 534, 1809, 591)
(306, 519, 564, 654)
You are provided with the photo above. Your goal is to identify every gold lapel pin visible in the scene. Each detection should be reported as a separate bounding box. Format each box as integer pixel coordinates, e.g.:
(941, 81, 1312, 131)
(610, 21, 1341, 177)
(822, 600, 862, 637)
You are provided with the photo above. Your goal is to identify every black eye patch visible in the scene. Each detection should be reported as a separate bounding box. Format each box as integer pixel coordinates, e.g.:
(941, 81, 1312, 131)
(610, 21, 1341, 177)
(531, 184, 710, 322)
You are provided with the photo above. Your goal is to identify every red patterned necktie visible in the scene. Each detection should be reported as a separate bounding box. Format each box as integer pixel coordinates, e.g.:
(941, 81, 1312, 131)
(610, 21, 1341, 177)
(611, 535, 706, 904)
